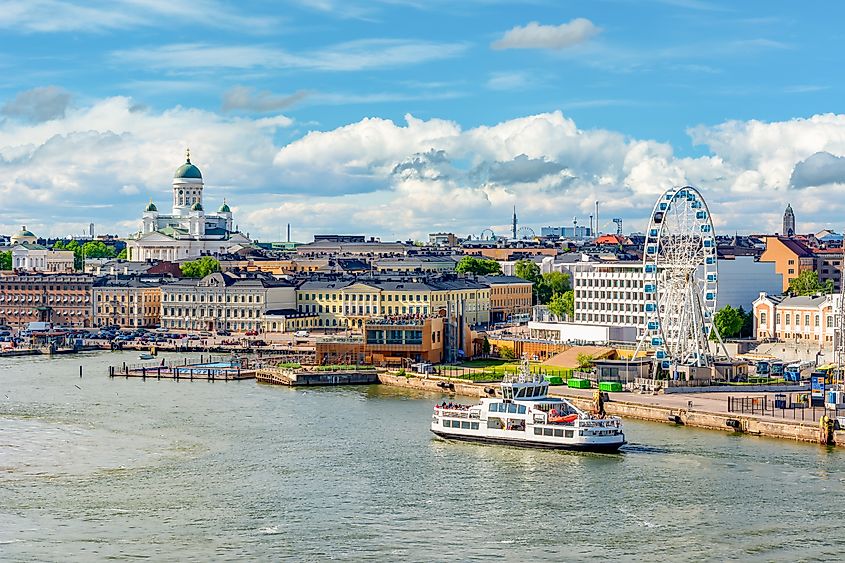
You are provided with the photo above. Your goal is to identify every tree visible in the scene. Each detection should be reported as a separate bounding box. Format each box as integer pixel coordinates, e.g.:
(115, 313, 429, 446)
(713, 305, 744, 340)
(0, 250, 11, 270)
(535, 271, 570, 304)
(180, 256, 220, 278)
(788, 270, 833, 296)
(548, 290, 574, 320)
(561, 290, 574, 318)
(514, 259, 540, 282)
(738, 306, 754, 338)
(499, 346, 516, 360)
(81, 241, 117, 259)
(576, 353, 594, 371)
(116, 248, 127, 260)
(455, 256, 501, 275)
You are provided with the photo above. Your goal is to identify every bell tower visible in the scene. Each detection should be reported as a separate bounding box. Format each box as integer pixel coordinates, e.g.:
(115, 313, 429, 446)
(172, 148, 204, 216)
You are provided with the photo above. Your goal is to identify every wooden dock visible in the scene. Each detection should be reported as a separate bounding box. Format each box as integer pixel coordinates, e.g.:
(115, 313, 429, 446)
(256, 368, 379, 386)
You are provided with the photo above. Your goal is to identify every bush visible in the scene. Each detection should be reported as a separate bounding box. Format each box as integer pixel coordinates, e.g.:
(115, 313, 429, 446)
(398, 368, 407, 377)
(499, 347, 516, 360)
(278, 362, 301, 369)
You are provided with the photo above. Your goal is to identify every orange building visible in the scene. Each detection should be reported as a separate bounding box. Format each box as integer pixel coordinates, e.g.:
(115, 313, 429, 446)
(478, 275, 534, 323)
(759, 236, 816, 292)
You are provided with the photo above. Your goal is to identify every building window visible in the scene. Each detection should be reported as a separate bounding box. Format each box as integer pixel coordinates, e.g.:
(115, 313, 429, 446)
(760, 312, 766, 324)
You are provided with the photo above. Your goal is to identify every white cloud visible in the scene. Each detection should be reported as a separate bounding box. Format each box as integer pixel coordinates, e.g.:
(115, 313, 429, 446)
(1, 86, 71, 122)
(4, 92, 845, 242)
(0, 0, 276, 33)
(113, 39, 468, 73)
(492, 19, 601, 50)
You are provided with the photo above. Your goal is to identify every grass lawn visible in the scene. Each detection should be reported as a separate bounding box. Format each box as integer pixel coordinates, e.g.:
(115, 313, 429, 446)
(458, 359, 511, 368)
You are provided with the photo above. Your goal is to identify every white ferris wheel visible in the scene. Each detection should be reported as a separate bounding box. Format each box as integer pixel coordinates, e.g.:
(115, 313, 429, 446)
(639, 186, 726, 371)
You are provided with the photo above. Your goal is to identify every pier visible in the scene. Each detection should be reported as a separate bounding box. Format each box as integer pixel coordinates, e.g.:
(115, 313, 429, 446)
(108, 354, 256, 381)
(256, 367, 379, 386)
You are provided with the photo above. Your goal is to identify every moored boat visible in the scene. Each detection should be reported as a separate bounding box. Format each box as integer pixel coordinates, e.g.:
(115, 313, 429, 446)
(430, 361, 625, 452)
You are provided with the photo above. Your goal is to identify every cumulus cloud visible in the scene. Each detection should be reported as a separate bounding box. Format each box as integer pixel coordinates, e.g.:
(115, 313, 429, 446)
(222, 87, 310, 113)
(5, 90, 845, 242)
(790, 152, 845, 189)
(1, 86, 71, 122)
(492, 19, 601, 50)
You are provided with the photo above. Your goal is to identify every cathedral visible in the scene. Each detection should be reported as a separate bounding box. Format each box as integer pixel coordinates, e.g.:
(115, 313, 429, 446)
(124, 151, 251, 262)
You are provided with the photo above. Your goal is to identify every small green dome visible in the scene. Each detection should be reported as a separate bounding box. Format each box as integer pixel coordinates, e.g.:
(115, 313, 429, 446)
(218, 201, 231, 213)
(190, 201, 203, 211)
(17, 227, 35, 237)
(144, 201, 158, 212)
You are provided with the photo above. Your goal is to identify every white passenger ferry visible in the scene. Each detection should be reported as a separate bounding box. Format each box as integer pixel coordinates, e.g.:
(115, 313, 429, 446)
(430, 363, 625, 452)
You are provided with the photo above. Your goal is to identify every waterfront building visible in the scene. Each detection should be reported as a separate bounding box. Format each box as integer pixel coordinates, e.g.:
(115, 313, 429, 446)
(783, 204, 796, 237)
(476, 275, 534, 323)
(759, 236, 816, 292)
(295, 276, 491, 331)
(572, 261, 646, 330)
(8, 226, 75, 273)
(160, 271, 295, 333)
(365, 316, 445, 364)
(124, 151, 251, 262)
(753, 292, 838, 346)
(0, 272, 93, 328)
(92, 276, 169, 328)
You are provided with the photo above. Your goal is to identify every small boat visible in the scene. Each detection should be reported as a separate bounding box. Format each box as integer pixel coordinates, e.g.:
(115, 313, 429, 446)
(138, 353, 155, 360)
(430, 360, 625, 452)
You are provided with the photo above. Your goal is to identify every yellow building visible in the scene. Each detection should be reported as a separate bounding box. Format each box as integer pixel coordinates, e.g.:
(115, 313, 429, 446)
(92, 277, 165, 328)
(295, 277, 491, 331)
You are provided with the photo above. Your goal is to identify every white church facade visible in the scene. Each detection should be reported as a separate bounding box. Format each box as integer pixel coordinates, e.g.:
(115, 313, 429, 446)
(124, 152, 252, 262)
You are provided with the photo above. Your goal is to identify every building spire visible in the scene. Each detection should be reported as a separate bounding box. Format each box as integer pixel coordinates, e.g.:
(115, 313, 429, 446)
(186, 147, 191, 163)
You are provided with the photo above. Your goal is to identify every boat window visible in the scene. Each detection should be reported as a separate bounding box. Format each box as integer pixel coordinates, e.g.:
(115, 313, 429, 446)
(443, 420, 450, 427)
(488, 403, 497, 413)
(461, 421, 471, 429)
(565, 429, 574, 438)
(554, 429, 564, 437)
(507, 404, 517, 414)
(487, 417, 503, 429)
(543, 428, 553, 436)
(534, 427, 542, 435)
(471, 422, 479, 430)
(517, 405, 526, 414)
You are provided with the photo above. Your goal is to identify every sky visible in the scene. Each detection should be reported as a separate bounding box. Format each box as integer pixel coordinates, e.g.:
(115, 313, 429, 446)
(1, 0, 844, 242)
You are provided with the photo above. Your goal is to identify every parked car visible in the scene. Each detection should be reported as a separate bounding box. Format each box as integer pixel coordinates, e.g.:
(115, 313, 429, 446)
(216, 330, 231, 336)
(245, 330, 258, 336)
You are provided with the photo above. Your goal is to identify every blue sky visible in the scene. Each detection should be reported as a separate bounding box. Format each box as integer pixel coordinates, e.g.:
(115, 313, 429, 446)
(1, 0, 844, 241)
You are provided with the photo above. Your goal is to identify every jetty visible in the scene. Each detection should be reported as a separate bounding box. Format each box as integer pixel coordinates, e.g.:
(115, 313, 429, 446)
(256, 366, 379, 386)
(108, 354, 256, 381)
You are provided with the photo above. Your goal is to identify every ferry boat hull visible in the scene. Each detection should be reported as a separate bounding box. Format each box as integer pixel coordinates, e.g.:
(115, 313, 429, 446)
(430, 429, 625, 452)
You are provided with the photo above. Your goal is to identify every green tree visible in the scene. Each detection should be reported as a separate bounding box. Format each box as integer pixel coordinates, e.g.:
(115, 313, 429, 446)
(514, 259, 540, 282)
(116, 248, 127, 260)
(499, 346, 516, 360)
(576, 353, 594, 371)
(0, 250, 11, 270)
(81, 241, 117, 259)
(180, 256, 220, 278)
(788, 270, 833, 296)
(455, 256, 501, 275)
(548, 292, 566, 319)
(738, 306, 754, 338)
(713, 305, 744, 340)
(560, 290, 574, 318)
(535, 271, 571, 304)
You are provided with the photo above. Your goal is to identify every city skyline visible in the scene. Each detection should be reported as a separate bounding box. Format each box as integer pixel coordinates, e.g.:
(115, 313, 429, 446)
(2, 1, 845, 240)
